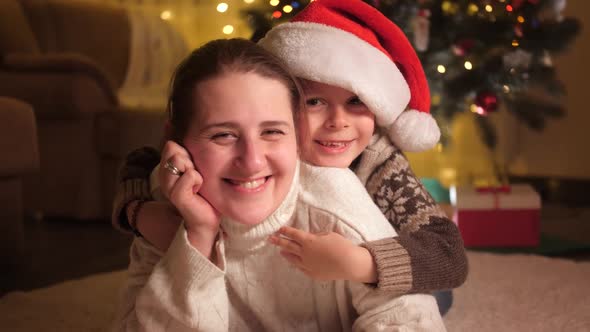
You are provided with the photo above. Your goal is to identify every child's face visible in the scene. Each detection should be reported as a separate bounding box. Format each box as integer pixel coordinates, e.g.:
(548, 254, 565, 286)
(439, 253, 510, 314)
(298, 80, 376, 168)
(183, 71, 298, 225)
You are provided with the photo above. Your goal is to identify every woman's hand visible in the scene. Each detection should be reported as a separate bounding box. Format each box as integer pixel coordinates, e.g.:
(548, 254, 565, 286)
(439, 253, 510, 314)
(160, 140, 221, 257)
(269, 227, 378, 284)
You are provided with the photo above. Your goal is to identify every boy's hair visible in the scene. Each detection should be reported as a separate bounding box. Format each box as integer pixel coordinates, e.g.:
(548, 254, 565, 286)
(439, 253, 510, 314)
(167, 38, 304, 142)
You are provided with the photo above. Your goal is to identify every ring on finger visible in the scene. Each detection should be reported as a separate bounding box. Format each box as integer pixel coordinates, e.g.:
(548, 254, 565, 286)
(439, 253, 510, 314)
(164, 160, 183, 176)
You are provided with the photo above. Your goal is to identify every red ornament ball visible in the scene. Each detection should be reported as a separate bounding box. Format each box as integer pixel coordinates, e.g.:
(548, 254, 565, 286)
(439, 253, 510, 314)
(475, 91, 498, 115)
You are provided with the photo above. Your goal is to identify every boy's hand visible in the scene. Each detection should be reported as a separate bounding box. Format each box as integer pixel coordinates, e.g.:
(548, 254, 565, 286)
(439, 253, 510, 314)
(269, 227, 378, 284)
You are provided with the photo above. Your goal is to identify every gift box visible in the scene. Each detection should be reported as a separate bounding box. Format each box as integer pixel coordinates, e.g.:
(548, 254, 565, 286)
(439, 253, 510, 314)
(450, 184, 541, 247)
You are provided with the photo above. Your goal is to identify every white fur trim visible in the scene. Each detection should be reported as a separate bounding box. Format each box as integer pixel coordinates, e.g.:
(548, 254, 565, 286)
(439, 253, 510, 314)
(259, 22, 410, 127)
(389, 110, 440, 152)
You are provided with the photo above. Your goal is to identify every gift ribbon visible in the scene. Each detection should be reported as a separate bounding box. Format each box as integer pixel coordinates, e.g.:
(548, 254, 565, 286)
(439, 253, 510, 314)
(476, 185, 511, 209)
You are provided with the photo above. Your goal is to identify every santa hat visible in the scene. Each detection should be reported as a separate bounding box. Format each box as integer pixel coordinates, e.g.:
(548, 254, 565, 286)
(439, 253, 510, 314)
(258, 0, 440, 152)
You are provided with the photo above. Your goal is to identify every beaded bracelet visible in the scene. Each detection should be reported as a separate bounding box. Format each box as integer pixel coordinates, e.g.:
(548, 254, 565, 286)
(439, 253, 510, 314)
(129, 200, 147, 238)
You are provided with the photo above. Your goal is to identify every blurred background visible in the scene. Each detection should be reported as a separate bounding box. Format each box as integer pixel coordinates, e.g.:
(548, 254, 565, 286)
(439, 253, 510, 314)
(0, 0, 588, 298)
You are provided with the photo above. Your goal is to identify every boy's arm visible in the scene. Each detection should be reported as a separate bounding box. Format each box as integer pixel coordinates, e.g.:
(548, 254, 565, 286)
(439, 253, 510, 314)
(360, 144, 468, 294)
(329, 211, 445, 331)
(111, 147, 161, 233)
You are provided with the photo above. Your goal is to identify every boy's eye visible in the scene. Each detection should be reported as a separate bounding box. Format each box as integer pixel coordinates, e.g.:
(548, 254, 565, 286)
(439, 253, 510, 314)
(348, 96, 365, 106)
(305, 98, 324, 107)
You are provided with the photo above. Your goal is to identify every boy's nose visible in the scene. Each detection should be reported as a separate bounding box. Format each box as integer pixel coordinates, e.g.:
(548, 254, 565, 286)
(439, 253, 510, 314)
(235, 139, 266, 173)
(325, 106, 350, 130)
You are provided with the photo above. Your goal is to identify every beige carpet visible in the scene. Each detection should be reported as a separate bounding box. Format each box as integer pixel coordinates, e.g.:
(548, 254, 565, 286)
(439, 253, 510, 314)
(1, 251, 589, 331)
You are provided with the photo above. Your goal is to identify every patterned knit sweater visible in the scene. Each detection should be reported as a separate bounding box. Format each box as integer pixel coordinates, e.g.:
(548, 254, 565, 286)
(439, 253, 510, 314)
(112, 135, 467, 294)
(112, 163, 446, 331)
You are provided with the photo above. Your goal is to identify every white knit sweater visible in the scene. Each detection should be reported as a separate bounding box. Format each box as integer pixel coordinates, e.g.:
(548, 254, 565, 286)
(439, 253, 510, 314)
(113, 162, 446, 331)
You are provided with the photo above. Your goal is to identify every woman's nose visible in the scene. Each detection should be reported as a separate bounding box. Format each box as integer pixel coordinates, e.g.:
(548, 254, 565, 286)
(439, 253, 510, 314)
(325, 106, 350, 130)
(235, 139, 266, 173)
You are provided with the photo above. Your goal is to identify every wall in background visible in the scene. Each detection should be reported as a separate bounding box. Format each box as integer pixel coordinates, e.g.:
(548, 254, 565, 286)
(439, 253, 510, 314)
(507, 1, 590, 179)
(105, 0, 254, 48)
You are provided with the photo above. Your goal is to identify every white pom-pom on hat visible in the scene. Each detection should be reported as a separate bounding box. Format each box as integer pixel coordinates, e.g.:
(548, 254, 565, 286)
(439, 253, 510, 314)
(389, 109, 441, 152)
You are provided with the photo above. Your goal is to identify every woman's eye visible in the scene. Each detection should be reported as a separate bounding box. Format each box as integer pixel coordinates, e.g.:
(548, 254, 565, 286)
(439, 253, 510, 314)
(262, 129, 285, 137)
(211, 132, 237, 141)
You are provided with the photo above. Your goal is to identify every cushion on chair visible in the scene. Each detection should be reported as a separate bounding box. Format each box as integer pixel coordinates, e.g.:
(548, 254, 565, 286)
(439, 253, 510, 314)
(0, 0, 40, 55)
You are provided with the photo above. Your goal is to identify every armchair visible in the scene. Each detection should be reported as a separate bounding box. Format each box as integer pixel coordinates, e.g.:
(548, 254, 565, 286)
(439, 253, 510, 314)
(0, 97, 39, 265)
(0, 0, 173, 219)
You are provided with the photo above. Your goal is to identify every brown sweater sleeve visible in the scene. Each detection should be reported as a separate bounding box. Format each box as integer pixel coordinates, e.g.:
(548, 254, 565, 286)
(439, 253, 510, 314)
(111, 147, 161, 233)
(360, 148, 468, 294)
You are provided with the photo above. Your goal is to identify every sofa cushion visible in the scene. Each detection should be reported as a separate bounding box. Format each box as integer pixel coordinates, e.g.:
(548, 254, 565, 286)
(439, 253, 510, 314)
(0, 97, 39, 175)
(95, 109, 166, 159)
(20, 0, 130, 89)
(0, 0, 40, 55)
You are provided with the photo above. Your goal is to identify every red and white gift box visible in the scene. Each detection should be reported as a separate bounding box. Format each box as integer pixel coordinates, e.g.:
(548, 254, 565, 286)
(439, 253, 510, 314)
(450, 184, 541, 247)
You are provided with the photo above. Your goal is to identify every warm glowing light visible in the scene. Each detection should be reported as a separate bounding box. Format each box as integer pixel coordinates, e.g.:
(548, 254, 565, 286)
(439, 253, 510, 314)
(467, 3, 479, 15)
(442, 1, 452, 12)
(485, 5, 493, 12)
(506, 4, 513, 12)
(437, 65, 446, 74)
(217, 3, 228, 12)
(470, 104, 485, 115)
(270, 0, 280, 6)
(160, 10, 173, 20)
(244, 0, 255, 3)
(517, 15, 525, 23)
(512, 39, 519, 47)
(503, 85, 511, 93)
(272, 10, 282, 18)
(431, 94, 441, 106)
(222, 25, 234, 34)
(436, 143, 443, 153)
(283, 5, 293, 13)
(464, 61, 473, 70)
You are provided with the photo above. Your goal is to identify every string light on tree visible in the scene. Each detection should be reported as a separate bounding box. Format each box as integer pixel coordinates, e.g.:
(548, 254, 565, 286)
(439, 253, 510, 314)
(244, 0, 255, 3)
(160, 10, 173, 20)
(222, 25, 234, 35)
(283, 5, 293, 13)
(270, 0, 280, 6)
(217, 3, 229, 13)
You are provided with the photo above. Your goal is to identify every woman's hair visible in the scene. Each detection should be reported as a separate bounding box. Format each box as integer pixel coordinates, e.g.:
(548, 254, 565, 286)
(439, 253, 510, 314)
(166, 38, 303, 142)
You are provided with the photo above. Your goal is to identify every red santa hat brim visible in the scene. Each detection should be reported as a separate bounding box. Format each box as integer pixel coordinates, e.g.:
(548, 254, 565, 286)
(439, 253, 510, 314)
(260, 22, 410, 129)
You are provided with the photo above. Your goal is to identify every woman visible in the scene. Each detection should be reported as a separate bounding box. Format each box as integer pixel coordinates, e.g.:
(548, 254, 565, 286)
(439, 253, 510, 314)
(112, 38, 444, 331)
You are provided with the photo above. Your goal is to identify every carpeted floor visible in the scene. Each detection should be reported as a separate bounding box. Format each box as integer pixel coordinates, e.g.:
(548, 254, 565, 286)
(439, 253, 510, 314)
(1, 251, 589, 331)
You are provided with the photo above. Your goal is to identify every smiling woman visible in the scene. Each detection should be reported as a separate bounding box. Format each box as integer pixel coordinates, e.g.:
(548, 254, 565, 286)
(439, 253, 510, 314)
(185, 71, 298, 226)
(112, 38, 445, 331)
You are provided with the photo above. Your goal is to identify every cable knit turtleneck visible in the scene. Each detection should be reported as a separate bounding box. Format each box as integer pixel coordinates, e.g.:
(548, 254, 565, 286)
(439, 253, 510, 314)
(115, 161, 446, 331)
(220, 163, 299, 252)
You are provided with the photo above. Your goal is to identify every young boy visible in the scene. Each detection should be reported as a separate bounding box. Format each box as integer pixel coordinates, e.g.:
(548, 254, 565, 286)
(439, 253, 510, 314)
(113, 0, 467, 315)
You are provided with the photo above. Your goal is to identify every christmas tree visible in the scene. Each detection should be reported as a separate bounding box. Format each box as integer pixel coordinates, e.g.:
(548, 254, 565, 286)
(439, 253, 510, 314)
(242, 0, 580, 149)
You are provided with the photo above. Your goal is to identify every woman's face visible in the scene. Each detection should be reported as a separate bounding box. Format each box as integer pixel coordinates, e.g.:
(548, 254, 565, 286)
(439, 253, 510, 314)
(183, 71, 298, 225)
